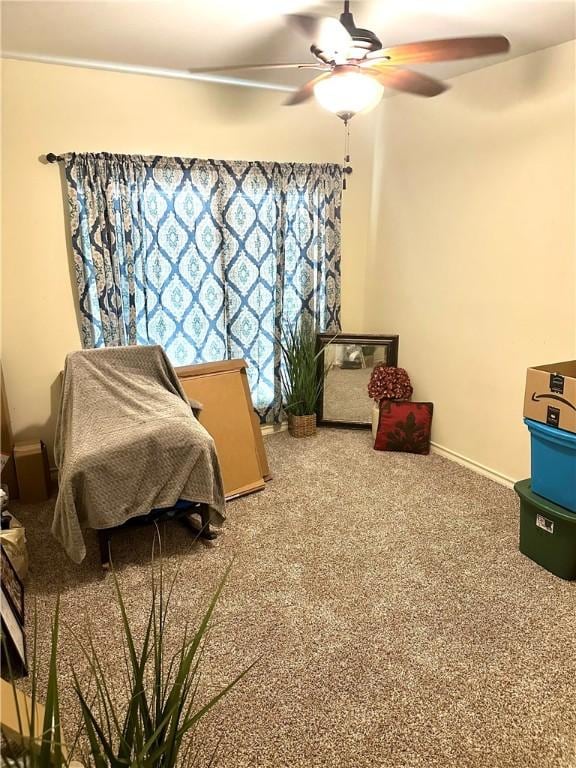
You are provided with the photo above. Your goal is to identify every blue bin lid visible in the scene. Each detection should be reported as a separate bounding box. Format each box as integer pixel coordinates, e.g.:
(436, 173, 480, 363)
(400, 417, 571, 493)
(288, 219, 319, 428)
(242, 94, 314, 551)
(524, 418, 576, 448)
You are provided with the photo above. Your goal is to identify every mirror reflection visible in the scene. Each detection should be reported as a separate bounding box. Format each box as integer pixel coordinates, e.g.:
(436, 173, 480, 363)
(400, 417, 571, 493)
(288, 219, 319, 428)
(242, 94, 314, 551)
(323, 343, 390, 423)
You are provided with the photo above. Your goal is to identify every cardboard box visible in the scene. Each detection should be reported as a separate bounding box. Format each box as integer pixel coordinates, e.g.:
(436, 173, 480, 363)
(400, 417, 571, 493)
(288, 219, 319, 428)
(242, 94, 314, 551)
(0, 679, 74, 762)
(13, 441, 51, 503)
(0, 678, 45, 750)
(524, 360, 576, 434)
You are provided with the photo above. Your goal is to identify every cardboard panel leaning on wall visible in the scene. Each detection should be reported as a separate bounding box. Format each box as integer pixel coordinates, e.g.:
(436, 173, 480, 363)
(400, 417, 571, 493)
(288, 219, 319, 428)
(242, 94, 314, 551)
(176, 359, 268, 500)
(1, 58, 377, 463)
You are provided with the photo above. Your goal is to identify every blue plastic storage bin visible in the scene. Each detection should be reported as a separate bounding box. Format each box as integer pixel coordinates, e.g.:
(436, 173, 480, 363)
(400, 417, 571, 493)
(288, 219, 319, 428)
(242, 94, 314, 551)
(524, 418, 576, 513)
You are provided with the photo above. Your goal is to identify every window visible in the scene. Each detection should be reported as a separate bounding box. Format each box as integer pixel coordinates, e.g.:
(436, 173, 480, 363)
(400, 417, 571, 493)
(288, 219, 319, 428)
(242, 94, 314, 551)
(66, 153, 342, 421)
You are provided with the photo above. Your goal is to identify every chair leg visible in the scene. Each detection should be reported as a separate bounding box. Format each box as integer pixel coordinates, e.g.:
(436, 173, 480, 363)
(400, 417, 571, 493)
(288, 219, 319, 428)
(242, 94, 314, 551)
(198, 504, 217, 540)
(98, 530, 112, 569)
(181, 504, 217, 541)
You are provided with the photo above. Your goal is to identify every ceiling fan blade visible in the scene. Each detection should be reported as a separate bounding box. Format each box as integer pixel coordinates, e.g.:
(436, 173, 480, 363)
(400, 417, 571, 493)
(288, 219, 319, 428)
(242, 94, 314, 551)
(367, 66, 449, 97)
(375, 35, 510, 65)
(284, 72, 332, 106)
(188, 62, 328, 74)
(287, 14, 352, 53)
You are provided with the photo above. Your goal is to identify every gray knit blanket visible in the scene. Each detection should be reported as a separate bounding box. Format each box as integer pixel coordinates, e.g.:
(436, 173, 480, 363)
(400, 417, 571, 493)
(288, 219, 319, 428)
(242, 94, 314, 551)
(52, 346, 225, 563)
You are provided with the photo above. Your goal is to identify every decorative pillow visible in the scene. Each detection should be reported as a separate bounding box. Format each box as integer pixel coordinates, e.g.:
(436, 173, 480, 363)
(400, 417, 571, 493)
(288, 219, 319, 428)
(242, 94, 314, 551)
(374, 401, 433, 455)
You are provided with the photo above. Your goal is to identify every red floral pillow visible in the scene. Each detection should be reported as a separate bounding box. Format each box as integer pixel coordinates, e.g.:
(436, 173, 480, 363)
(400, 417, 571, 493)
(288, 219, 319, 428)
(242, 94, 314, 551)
(374, 401, 433, 455)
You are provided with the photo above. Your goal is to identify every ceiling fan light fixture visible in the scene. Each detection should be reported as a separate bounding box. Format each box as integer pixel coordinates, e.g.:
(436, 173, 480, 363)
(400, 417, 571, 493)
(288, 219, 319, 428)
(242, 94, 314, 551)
(313, 70, 384, 119)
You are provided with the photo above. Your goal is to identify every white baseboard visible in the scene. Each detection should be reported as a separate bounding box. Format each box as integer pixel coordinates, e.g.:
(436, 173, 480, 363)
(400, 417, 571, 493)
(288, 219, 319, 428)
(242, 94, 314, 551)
(261, 422, 288, 436)
(430, 442, 516, 489)
(259, 426, 515, 489)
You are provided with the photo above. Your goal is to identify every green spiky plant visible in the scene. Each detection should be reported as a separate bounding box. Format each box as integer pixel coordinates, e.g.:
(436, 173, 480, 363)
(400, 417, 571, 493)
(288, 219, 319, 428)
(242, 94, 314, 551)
(2, 601, 78, 767)
(280, 319, 326, 418)
(1, 557, 254, 767)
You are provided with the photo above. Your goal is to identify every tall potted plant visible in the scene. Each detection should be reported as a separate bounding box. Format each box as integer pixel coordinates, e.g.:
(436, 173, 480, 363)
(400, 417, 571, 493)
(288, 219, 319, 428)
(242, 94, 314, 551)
(280, 319, 325, 438)
(1, 557, 253, 767)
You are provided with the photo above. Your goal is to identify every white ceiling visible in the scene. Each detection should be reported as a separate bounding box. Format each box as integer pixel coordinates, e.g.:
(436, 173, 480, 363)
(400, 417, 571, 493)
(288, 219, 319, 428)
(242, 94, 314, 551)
(2, 0, 575, 89)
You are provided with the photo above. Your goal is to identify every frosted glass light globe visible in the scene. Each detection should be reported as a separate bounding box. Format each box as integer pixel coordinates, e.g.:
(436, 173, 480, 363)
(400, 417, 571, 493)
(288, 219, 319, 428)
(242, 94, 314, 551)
(314, 71, 384, 119)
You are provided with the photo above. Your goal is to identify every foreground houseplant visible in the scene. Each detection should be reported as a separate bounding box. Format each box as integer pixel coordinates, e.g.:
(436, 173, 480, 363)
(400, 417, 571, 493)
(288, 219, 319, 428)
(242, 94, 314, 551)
(280, 319, 326, 438)
(1, 557, 253, 767)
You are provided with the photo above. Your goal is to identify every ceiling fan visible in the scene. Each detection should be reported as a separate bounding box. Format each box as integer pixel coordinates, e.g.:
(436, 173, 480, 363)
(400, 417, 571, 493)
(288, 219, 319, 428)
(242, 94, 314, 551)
(190, 1, 511, 121)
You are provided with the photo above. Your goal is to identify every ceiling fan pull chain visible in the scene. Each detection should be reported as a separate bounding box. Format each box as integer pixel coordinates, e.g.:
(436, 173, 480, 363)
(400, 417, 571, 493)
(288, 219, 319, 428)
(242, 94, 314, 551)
(343, 117, 353, 190)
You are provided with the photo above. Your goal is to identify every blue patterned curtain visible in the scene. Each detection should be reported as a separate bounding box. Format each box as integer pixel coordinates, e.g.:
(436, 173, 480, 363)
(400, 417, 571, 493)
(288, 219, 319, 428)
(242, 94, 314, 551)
(65, 152, 342, 421)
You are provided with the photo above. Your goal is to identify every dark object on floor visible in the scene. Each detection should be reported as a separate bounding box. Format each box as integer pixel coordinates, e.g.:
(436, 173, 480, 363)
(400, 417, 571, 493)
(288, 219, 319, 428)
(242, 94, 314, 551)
(1, 544, 24, 624)
(53, 345, 225, 563)
(341, 347, 363, 370)
(97, 501, 215, 569)
(374, 401, 433, 454)
(515, 479, 576, 580)
(1, 582, 27, 677)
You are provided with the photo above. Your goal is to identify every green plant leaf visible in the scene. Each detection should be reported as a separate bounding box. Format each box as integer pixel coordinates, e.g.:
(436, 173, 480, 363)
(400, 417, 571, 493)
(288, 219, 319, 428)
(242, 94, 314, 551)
(39, 597, 64, 767)
(280, 318, 328, 416)
(72, 670, 114, 768)
(9, 543, 252, 768)
(64, 554, 252, 767)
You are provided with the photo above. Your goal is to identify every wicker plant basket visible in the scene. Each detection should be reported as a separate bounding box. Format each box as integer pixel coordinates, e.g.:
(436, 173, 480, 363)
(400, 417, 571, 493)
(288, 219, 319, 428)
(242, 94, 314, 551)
(288, 413, 317, 438)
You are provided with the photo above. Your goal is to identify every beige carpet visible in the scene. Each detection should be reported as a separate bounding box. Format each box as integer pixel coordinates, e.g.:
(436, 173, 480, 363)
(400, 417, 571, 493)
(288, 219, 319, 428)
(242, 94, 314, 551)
(9, 430, 576, 768)
(323, 366, 374, 423)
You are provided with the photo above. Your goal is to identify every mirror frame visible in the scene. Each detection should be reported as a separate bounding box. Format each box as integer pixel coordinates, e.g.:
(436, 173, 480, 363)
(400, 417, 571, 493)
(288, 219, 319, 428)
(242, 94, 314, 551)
(316, 333, 399, 429)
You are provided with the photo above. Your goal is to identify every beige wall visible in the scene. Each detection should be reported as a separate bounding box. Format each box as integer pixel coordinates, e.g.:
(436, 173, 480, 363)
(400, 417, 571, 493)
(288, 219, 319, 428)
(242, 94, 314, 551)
(3, 45, 575, 482)
(365, 41, 576, 482)
(1, 59, 376, 456)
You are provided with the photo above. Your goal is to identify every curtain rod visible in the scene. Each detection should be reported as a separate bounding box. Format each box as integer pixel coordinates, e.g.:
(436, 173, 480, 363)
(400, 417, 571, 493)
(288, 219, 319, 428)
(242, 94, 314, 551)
(44, 154, 348, 171)
(44, 152, 349, 186)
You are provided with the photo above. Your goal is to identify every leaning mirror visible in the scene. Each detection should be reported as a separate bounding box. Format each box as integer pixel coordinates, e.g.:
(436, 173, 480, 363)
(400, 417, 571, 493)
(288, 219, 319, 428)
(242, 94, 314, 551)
(316, 334, 399, 429)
